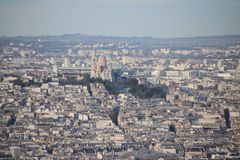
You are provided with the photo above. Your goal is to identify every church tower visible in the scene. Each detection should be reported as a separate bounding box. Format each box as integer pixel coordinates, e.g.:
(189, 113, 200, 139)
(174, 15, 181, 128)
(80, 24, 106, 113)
(90, 50, 113, 81)
(91, 50, 97, 77)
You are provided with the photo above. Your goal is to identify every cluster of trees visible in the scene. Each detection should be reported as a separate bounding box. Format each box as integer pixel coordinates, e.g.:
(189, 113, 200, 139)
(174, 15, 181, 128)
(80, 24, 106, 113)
(12, 77, 51, 87)
(12, 78, 41, 87)
(63, 73, 167, 99)
(7, 113, 16, 126)
(11, 73, 167, 99)
(112, 77, 167, 99)
(129, 83, 166, 99)
(109, 106, 120, 126)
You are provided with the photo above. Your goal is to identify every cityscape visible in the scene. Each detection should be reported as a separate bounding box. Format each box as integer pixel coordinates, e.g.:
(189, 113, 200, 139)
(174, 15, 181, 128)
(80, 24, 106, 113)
(0, 34, 240, 159)
(1, 0, 240, 160)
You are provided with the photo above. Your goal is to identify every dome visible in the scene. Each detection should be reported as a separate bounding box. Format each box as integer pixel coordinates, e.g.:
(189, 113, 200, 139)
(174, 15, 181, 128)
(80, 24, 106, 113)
(98, 53, 107, 68)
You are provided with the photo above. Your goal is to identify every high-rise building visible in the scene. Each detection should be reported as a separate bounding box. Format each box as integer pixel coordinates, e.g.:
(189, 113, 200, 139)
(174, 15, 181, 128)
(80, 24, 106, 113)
(52, 64, 58, 75)
(63, 57, 70, 68)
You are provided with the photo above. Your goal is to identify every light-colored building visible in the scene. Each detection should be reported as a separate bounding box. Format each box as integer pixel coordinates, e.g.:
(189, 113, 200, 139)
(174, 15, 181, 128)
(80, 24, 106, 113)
(91, 50, 113, 81)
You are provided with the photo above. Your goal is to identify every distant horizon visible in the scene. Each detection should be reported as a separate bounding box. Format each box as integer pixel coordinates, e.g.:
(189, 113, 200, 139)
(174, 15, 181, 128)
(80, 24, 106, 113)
(1, 33, 240, 39)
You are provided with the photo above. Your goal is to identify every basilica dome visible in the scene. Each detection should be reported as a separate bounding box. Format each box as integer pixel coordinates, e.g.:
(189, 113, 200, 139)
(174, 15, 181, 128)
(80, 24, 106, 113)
(98, 54, 107, 68)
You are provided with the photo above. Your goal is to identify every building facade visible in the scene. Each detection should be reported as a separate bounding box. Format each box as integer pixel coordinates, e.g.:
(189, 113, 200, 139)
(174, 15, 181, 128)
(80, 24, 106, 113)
(91, 50, 113, 81)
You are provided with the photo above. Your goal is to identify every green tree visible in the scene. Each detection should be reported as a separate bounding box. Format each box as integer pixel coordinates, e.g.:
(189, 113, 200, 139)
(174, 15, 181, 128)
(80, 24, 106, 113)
(224, 108, 231, 128)
(169, 124, 176, 134)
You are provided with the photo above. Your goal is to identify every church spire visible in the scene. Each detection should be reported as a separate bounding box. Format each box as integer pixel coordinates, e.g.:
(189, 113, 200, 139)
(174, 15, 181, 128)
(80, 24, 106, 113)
(91, 50, 97, 77)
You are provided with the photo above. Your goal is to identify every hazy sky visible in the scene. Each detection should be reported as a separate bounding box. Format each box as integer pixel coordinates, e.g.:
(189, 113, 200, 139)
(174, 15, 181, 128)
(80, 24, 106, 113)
(0, 0, 240, 37)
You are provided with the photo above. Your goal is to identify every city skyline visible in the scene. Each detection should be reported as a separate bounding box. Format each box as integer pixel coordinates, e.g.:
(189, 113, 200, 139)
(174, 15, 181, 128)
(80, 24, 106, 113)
(0, 0, 240, 38)
(0, 0, 240, 159)
(1, 33, 240, 159)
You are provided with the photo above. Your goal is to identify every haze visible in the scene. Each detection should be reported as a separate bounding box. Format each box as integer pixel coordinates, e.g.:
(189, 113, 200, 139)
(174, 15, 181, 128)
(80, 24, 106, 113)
(0, 0, 240, 37)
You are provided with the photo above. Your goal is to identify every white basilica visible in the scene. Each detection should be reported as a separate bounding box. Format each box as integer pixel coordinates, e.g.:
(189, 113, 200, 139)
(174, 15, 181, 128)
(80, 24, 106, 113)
(90, 50, 113, 82)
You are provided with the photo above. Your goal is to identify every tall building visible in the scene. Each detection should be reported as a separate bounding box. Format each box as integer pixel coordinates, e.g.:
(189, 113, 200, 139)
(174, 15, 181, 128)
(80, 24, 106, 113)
(50, 57, 56, 65)
(217, 59, 223, 68)
(91, 50, 113, 81)
(237, 60, 240, 71)
(63, 57, 70, 68)
(52, 64, 58, 76)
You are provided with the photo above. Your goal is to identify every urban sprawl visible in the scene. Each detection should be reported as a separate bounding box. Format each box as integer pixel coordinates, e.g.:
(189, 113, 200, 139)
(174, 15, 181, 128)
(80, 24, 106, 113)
(0, 35, 240, 159)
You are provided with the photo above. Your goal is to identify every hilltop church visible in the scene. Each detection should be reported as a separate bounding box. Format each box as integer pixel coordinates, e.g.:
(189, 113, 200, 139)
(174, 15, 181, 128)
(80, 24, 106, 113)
(90, 50, 113, 82)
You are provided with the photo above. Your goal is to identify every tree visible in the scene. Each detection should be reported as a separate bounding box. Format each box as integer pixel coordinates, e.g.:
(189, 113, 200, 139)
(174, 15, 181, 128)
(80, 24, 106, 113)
(109, 106, 120, 126)
(127, 78, 138, 86)
(169, 124, 176, 134)
(46, 146, 53, 154)
(12, 77, 24, 87)
(7, 114, 16, 126)
(224, 108, 231, 128)
(82, 73, 91, 84)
